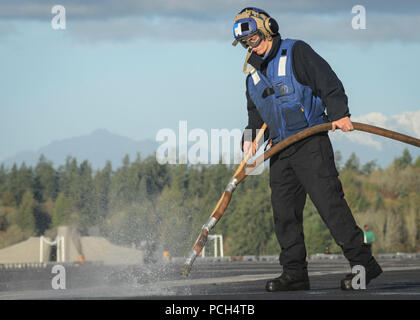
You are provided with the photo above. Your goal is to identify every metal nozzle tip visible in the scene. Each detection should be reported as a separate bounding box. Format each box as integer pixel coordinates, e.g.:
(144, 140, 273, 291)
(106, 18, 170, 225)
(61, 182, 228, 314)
(180, 264, 192, 277)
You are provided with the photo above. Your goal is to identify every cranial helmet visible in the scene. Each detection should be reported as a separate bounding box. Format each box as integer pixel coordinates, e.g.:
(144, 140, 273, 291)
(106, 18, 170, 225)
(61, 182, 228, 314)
(232, 7, 279, 47)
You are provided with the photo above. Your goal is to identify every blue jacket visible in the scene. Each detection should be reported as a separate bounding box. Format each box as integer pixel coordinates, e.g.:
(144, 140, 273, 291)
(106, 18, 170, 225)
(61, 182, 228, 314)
(247, 38, 329, 143)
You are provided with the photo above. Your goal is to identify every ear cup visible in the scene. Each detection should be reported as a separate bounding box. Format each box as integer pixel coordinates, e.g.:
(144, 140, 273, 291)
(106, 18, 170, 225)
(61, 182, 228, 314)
(264, 17, 279, 35)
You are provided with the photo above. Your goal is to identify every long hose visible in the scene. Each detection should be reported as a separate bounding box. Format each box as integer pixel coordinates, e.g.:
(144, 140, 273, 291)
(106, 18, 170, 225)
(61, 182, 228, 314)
(180, 122, 420, 277)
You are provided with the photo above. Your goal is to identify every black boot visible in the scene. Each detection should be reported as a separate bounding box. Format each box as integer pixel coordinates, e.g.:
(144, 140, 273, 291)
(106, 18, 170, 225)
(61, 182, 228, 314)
(266, 272, 310, 292)
(341, 258, 383, 290)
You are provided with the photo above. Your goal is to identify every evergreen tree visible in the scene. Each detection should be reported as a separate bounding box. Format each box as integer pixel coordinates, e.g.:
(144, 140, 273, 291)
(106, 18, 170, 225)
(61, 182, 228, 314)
(0, 206, 9, 231)
(1, 190, 16, 207)
(361, 160, 378, 175)
(7, 164, 19, 207)
(109, 154, 131, 210)
(16, 163, 34, 204)
(414, 156, 420, 168)
(334, 150, 342, 172)
(141, 156, 170, 198)
(33, 155, 59, 202)
(374, 194, 385, 211)
(58, 156, 79, 199)
(16, 190, 36, 233)
(0, 145, 418, 255)
(127, 153, 144, 203)
(344, 152, 361, 173)
(394, 148, 413, 169)
(225, 175, 272, 256)
(0, 164, 7, 195)
(52, 192, 77, 227)
(170, 164, 189, 193)
(7, 163, 34, 206)
(156, 186, 191, 256)
(76, 160, 95, 227)
(92, 160, 112, 225)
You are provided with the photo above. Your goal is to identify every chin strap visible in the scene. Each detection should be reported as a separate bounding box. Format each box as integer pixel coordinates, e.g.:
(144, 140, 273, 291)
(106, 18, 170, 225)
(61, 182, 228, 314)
(243, 50, 255, 74)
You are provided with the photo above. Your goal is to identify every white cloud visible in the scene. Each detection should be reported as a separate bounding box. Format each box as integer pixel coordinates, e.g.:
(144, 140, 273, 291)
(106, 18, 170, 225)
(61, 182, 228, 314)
(340, 131, 384, 151)
(389, 111, 420, 137)
(1, 1, 419, 19)
(329, 110, 420, 168)
(351, 112, 389, 127)
(331, 110, 420, 151)
(1, 1, 420, 43)
(331, 110, 420, 150)
(352, 110, 420, 137)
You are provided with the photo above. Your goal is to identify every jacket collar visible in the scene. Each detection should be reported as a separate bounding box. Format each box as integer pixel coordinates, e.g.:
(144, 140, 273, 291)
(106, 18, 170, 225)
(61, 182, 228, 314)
(247, 34, 281, 71)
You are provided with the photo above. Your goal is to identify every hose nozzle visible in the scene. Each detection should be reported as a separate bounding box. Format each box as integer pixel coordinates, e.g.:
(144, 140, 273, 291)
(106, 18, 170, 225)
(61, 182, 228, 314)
(180, 249, 199, 277)
(180, 264, 192, 277)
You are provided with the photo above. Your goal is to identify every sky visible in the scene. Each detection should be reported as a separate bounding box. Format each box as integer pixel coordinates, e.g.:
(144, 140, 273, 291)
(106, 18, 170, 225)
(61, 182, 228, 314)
(0, 0, 419, 165)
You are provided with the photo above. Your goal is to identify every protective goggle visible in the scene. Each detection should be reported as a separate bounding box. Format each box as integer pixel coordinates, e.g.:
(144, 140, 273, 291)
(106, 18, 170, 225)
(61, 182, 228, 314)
(236, 32, 264, 49)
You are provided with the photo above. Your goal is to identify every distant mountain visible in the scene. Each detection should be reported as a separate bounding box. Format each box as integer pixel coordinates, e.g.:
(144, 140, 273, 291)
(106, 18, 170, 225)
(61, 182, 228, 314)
(2, 129, 158, 170)
(2, 111, 419, 171)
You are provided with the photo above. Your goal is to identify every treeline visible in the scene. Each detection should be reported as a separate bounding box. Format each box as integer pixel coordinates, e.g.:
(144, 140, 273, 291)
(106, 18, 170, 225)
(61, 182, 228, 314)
(0, 150, 419, 256)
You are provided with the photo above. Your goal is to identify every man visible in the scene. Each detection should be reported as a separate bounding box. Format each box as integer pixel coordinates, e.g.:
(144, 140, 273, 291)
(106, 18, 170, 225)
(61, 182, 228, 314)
(232, 7, 382, 291)
(363, 225, 376, 250)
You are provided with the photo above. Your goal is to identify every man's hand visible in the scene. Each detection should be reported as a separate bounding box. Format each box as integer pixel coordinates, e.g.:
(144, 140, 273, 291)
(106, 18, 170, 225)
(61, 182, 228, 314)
(243, 140, 257, 156)
(331, 116, 354, 132)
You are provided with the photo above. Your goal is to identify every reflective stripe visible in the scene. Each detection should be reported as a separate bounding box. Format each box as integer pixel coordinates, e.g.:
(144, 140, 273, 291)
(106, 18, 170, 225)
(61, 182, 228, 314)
(278, 56, 287, 76)
(250, 69, 260, 85)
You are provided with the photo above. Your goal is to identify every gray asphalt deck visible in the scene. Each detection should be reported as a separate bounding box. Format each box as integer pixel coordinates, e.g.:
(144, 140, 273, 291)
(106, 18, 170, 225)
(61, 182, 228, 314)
(0, 257, 419, 300)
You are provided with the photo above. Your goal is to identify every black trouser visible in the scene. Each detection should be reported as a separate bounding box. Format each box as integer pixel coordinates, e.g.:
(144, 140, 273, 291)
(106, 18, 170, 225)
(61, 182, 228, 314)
(269, 132, 373, 278)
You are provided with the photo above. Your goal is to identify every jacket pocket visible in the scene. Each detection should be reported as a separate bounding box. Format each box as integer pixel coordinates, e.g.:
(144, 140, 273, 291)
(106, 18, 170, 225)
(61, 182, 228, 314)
(281, 105, 308, 131)
(318, 135, 339, 178)
(274, 81, 294, 97)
